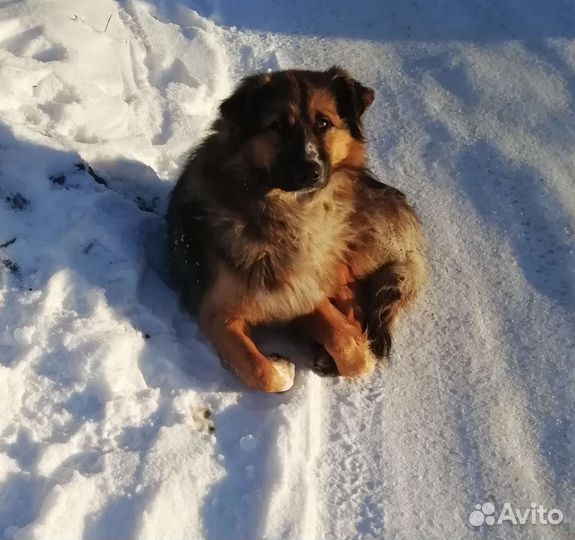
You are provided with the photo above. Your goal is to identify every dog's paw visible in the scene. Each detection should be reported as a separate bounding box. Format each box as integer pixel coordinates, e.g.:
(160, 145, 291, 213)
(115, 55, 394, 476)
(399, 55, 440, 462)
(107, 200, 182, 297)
(311, 349, 339, 377)
(333, 334, 375, 378)
(268, 353, 296, 392)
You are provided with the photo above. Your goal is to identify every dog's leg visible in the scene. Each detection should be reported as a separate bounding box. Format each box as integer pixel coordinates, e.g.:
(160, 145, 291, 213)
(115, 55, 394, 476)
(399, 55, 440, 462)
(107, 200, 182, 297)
(330, 279, 365, 332)
(326, 264, 365, 330)
(309, 266, 366, 376)
(363, 252, 426, 359)
(200, 314, 295, 392)
(301, 300, 374, 378)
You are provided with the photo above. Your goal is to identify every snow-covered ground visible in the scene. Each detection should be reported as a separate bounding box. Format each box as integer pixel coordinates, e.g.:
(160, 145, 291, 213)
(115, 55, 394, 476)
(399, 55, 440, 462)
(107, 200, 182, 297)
(0, 1, 574, 538)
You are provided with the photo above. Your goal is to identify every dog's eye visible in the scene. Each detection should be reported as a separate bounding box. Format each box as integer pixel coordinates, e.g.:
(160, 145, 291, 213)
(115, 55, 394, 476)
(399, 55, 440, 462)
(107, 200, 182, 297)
(316, 116, 332, 132)
(269, 119, 289, 132)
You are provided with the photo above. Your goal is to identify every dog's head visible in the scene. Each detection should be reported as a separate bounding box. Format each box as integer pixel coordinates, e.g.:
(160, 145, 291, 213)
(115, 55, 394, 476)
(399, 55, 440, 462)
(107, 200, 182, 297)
(217, 67, 374, 194)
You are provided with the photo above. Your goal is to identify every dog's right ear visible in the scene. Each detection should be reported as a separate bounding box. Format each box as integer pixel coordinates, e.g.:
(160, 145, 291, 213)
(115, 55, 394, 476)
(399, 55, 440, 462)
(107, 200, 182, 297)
(328, 66, 375, 140)
(220, 74, 270, 130)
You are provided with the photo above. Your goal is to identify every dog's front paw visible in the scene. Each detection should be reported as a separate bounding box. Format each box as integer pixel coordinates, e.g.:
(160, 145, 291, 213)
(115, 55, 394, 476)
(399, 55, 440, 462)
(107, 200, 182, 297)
(332, 334, 375, 378)
(311, 349, 339, 377)
(267, 353, 296, 392)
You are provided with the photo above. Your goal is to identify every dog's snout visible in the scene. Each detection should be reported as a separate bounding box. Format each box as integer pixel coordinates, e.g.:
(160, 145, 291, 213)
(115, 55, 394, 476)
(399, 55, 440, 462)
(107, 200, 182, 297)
(305, 141, 320, 162)
(302, 161, 323, 186)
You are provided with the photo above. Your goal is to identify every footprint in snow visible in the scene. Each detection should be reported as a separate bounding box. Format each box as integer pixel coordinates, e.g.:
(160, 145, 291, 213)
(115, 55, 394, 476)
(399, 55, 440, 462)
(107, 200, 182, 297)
(192, 407, 215, 434)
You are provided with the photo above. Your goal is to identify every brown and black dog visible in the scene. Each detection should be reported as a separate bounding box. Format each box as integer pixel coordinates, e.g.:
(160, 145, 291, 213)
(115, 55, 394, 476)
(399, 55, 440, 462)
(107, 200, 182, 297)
(167, 66, 425, 392)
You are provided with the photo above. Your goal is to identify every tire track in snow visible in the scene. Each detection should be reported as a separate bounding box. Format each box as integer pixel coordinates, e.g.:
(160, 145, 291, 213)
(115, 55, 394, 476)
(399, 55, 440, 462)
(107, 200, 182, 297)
(258, 374, 324, 540)
(114, 0, 167, 146)
(117, 0, 230, 150)
(295, 35, 575, 538)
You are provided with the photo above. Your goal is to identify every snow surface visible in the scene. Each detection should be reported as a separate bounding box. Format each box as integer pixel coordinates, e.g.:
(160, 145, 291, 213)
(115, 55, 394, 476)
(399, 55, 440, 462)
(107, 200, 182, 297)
(0, 1, 574, 539)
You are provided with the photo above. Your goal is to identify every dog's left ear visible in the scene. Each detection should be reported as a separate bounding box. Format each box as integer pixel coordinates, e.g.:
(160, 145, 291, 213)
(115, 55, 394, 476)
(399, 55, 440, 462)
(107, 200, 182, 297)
(328, 66, 375, 137)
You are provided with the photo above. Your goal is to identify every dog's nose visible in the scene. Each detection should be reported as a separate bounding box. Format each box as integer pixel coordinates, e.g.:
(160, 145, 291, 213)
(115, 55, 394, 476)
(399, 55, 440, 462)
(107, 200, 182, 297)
(301, 161, 323, 186)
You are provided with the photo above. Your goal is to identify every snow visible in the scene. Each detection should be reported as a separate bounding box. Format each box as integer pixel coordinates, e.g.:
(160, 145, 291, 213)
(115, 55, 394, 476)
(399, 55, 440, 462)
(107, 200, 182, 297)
(0, 0, 574, 539)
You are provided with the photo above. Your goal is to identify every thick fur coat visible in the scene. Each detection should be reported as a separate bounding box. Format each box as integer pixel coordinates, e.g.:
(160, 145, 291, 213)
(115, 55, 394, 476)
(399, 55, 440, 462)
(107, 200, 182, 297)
(167, 67, 425, 392)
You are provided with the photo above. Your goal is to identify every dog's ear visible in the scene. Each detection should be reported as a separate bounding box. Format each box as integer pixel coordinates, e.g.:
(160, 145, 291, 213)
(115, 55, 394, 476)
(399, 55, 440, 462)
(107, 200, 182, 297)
(220, 74, 270, 130)
(328, 66, 374, 138)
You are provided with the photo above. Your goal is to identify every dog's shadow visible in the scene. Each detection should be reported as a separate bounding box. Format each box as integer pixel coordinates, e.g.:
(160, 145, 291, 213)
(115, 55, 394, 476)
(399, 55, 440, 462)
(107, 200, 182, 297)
(0, 122, 319, 539)
(0, 118, 314, 397)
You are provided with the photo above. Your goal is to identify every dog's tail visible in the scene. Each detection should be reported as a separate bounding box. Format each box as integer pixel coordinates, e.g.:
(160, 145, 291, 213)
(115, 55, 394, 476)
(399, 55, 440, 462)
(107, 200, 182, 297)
(363, 252, 426, 359)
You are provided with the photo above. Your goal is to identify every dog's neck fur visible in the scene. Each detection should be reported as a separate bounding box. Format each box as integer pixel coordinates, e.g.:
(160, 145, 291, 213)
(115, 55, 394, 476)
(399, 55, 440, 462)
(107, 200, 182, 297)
(208, 170, 354, 291)
(192, 132, 364, 291)
(207, 188, 315, 289)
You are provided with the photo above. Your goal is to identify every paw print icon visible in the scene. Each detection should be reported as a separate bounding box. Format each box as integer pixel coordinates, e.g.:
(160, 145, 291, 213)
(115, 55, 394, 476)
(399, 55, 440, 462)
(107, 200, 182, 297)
(469, 502, 496, 526)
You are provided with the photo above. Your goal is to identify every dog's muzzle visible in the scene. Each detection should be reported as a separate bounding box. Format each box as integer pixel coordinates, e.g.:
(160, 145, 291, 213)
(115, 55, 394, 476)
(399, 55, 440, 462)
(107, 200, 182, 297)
(299, 160, 325, 188)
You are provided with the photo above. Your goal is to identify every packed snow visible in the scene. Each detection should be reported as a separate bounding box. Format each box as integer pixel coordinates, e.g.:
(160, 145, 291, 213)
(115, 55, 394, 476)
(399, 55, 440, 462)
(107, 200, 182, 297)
(0, 0, 574, 539)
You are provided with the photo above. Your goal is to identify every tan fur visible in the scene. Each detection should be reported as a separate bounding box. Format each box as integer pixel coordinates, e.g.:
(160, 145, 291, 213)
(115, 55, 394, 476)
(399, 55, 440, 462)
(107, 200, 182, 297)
(201, 176, 355, 326)
(307, 88, 366, 168)
(307, 89, 341, 125)
(199, 313, 295, 392)
(299, 300, 375, 377)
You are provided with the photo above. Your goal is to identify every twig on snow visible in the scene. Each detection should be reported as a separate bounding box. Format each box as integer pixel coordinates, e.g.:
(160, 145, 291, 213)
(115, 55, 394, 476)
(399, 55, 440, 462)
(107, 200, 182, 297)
(104, 14, 113, 33)
(0, 238, 16, 249)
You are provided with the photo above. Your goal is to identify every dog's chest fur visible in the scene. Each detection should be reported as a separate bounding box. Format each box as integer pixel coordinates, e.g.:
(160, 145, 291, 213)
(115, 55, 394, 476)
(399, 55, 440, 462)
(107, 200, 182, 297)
(211, 174, 357, 324)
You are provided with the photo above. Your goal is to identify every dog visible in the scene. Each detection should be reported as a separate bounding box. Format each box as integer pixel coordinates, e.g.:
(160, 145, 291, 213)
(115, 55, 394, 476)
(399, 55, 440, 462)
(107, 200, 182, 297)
(166, 66, 425, 392)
